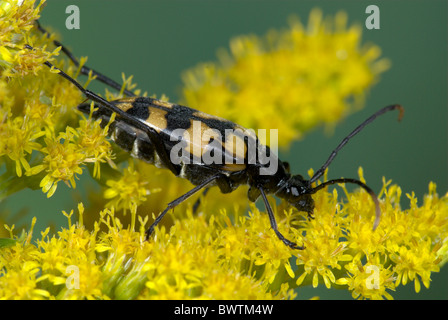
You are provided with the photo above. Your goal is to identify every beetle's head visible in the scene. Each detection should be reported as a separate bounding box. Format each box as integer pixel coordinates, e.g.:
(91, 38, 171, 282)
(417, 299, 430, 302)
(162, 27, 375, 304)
(277, 173, 382, 230)
(277, 175, 315, 214)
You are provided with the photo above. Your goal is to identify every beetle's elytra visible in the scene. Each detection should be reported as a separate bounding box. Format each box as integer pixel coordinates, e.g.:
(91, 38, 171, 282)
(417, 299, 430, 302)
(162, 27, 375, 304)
(28, 21, 403, 249)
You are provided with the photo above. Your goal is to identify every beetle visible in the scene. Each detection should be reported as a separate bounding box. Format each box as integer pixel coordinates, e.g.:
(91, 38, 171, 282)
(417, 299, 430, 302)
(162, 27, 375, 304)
(28, 22, 403, 249)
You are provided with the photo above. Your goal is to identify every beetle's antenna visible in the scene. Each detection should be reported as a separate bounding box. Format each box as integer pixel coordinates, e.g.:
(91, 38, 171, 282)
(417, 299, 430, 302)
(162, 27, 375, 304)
(35, 20, 136, 97)
(309, 105, 404, 184)
(310, 178, 381, 230)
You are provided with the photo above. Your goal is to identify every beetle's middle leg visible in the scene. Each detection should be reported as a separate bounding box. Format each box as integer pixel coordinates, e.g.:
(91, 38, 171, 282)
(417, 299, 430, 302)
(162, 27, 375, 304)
(145, 175, 222, 239)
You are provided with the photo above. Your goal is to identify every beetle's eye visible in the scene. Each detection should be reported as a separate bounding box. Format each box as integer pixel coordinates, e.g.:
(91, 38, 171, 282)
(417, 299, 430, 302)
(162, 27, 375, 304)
(291, 187, 300, 197)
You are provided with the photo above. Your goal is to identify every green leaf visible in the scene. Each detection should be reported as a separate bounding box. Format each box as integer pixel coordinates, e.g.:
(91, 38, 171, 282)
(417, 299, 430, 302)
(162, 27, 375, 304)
(0, 237, 17, 248)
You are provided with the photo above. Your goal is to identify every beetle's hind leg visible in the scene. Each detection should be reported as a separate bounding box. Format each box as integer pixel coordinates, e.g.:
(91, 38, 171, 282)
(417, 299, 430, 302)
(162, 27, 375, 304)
(25, 43, 181, 177)
(35, 20, 135, 97)
(146, 176, 220, 240)
(192, 187, 210, 214)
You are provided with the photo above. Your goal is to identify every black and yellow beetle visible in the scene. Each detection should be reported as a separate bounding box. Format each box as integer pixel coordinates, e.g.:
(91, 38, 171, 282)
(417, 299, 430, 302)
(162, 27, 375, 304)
(29, 22, 403, 249)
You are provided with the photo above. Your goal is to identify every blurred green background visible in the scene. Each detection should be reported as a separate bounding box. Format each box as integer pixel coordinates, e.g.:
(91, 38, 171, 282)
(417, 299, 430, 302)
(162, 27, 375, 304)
(5, 0, 448, 299)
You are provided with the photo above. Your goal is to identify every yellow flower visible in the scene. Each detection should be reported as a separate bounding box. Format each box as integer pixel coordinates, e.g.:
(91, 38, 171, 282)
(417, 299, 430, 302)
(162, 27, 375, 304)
(0, 115, 44, 177)
(0, 2, 115, 201)
(336, 254, 396, 300)
(103, 161, 153, 212)
(0, 264, 50, 300)
(37, 132, 86, 196)
(390, 239, 441, 293)
(0, 1, 446, 301)
(217, 206, 299, 286)
(181, 9, 389, 147)
(0, 176, 448, 299)
(74, 109, 116, 179)
(1, 177, 447, 300)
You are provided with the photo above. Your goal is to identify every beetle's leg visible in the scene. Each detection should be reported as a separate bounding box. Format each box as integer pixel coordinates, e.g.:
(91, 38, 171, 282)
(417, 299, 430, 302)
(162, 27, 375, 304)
(259, 186, 304, 250)
(192, 187, 210, 214)
(282, 161, 290, 173)
(146, 175, 220, 239)
(35, 20, 135, 97)
(192, 174, 237, 212)
(28, 47, 180, 176)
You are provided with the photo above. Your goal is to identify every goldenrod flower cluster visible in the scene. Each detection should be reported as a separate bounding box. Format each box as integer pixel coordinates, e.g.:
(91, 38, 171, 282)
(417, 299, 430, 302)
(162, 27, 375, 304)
(0, 0, 114, 199)
(1, 173, 447, 300)
(1, 0, 447, 300)
(181, 9, 390, 147)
